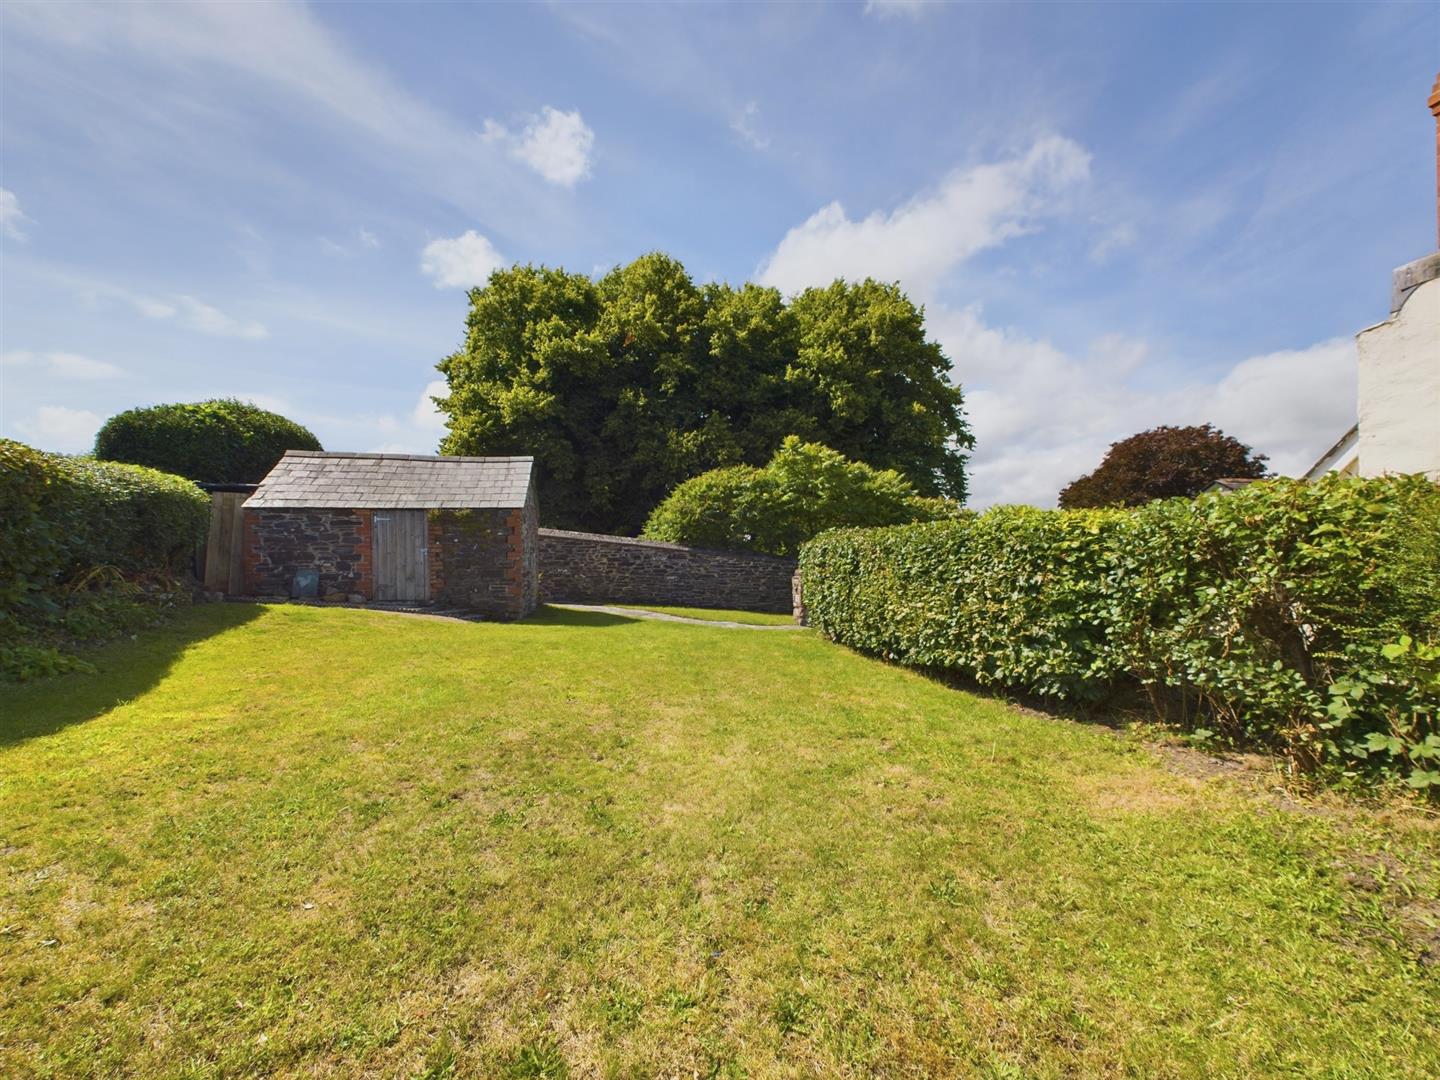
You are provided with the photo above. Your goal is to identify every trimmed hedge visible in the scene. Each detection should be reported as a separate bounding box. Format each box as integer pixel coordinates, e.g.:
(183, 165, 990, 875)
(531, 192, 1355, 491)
(799, 475, 1440, 787)
(1, 439, 210, 678)
(94, 398, 321, 483)
(642, 437, 964, 556)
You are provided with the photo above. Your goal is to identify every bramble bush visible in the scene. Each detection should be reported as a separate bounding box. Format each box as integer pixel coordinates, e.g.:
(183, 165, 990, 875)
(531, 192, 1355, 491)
(642, 437, 964, 556)
(0, 439, 210, 681)
(799, 475, 1440, 789)
(94, 398, 321, 484)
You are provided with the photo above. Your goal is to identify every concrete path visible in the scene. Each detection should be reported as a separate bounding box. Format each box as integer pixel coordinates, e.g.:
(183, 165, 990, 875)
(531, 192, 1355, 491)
(551, 603, 805, 630)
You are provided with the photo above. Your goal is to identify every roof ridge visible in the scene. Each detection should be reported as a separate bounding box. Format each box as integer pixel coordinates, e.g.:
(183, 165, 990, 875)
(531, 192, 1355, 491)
(282, 450, 534, 463)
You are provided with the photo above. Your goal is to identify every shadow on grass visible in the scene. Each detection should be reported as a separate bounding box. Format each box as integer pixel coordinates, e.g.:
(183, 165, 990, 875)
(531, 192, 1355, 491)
(521, 605, 649, 628)
(817, 633, 1142, 733)
(0, 602, 264, 748)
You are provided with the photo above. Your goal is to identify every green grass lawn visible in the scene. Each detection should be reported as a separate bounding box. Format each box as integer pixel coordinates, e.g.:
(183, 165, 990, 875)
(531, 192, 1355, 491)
(606, 605, 797, 626)
(3, 604, 1437, 1078)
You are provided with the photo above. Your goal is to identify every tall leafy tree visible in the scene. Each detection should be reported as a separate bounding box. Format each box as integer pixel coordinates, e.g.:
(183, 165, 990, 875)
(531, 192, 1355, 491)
(436, 253, 972, 533)
(788, 279, 970, 499)
(1058, 423, 1269, 508)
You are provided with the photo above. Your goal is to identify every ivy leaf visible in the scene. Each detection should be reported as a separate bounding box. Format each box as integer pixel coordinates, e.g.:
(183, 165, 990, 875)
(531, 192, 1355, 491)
(1363, 732, 1404, 756)
(1380, 636, 1411, 660)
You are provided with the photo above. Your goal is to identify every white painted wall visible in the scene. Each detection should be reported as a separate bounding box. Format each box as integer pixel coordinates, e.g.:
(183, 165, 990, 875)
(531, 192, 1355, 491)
(1356, 272, 1440, 480)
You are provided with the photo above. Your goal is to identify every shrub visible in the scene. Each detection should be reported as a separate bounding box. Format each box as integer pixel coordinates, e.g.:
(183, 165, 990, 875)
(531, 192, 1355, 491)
(94, 398, 321, 483)
(47, 456, 215, 573)
(799, 505, 1129, 699)
(0, 439, 65, 622)
(799, 475, 1440, 788)
(0, 439, 210, 681)
(642, 437, 964, 555)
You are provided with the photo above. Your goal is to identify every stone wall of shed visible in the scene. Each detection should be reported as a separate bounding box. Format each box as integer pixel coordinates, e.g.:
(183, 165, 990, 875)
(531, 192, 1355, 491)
(538, 529, 795, 613)
(428, 503, 537, 619)
(243, 508, 373, 598)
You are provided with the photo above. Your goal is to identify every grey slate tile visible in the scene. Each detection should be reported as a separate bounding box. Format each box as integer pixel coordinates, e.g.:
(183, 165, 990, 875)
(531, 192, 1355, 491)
(245, 450, 533, 510)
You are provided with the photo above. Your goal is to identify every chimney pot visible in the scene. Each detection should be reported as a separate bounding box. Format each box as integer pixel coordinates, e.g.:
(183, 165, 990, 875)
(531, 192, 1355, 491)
(1430, 72, 1440, 250)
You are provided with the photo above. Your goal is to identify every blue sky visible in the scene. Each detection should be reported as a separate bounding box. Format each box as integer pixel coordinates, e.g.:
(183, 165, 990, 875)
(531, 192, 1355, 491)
(2, 0, 1436, 507)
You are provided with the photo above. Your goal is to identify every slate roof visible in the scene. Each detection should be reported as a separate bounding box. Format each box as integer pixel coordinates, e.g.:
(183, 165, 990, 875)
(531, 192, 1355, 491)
(1205, 477, 1260, 494)
(245, 451, 533, 510)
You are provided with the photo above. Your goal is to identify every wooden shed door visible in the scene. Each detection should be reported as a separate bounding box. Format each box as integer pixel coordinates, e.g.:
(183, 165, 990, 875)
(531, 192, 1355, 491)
(373, 510, 429, 602)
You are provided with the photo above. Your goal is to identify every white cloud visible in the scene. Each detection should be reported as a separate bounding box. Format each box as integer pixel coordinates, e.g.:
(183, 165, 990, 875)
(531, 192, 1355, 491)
(112, 289, 266, 338)
(1089, 221, 1138, 264)
(0, 188, 31, 240)
(365, 380, 449, 454)
(757, 136, 1092, 296)
(412, 379, 448, 431)
(730, 101, 770, 150)
(321, 228, 382, 257)
(13, 406, 104, 453)
(931, 303, 1357, 508)
(173, 296, 268, 339)
(482, 106, 595, 187)
(1204, 339, 1357, 474)
(863, 0, 937, 20)
(420, 230, 506, 289)
(131, 295, 178, 319)
(2, 350, 124, 379)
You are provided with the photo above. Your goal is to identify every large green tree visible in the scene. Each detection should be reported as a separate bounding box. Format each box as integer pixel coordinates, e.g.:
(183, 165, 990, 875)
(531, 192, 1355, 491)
(436, 253, 971, 533)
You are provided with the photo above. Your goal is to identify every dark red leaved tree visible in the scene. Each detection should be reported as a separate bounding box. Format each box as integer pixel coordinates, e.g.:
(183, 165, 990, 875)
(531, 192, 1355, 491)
(1058, 424, 1268, 508)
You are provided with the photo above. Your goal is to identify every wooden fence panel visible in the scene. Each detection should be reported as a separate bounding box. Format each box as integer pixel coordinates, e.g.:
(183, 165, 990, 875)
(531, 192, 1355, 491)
(201, 492, 247, 594)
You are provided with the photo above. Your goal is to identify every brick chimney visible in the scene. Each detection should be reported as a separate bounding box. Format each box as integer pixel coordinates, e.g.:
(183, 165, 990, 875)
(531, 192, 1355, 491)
(1430, 72, 1440, 250)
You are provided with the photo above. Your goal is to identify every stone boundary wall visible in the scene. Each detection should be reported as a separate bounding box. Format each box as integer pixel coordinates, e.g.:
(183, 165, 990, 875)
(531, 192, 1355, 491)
(539, 529, 796, 613)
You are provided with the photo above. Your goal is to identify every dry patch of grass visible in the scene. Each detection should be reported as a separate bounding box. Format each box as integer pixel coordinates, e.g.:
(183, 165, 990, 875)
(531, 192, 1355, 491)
(2, 603, 1437, 1078)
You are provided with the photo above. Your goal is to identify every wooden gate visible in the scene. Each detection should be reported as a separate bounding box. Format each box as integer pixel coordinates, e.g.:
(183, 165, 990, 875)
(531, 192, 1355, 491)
(201, 491, 248, 594)
(373, 510, 429, 602)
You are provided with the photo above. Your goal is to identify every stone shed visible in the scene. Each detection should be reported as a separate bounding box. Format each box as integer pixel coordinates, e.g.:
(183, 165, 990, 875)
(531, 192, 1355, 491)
(243, 451, 538, 618)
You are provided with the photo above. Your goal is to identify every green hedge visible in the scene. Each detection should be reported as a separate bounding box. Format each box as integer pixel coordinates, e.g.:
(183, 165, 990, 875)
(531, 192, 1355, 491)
(643, 437, 964, 556)
(1, 439, 210, 678)
(94, 398, 321, 483)
(799, 476, 1440, 788)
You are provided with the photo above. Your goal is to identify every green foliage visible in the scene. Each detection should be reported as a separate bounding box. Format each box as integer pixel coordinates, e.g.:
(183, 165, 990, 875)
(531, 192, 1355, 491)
(1326, 637, 1440, 790)
(46, 457, 215, 573)
(1059, 423, 1268, 508)
(800, 504, 1128, 699)
(0, 439, 62, 619)
(787, 278, 969, 499)
(436, 254, 971, 533)
(800, 475, 1440, 787)
(642, 437, 963, 556)
(0, 642, 95, 682)
(0, 439, 209, 681)
(94, 398, 322, 483)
